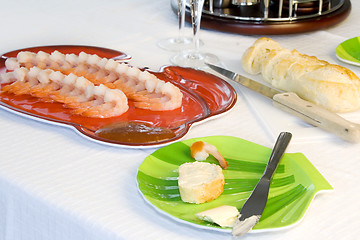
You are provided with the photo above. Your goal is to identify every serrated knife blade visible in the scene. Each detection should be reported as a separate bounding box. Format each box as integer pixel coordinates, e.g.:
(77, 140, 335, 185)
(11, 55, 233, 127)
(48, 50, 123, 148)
(206, 63, 360, 143)
(232, 132, 292, 237)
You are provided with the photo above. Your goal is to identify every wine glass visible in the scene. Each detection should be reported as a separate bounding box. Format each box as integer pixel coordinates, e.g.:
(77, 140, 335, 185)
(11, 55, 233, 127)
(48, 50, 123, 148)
(157, 0, 192, 52)
(170, 0, 219, 69)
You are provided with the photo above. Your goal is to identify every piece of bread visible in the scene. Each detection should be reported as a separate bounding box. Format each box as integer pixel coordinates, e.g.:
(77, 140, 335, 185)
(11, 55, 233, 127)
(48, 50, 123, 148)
(241, 37, 360, 113)
(241, 37, 282, 75)
(178, 162, 224, 204)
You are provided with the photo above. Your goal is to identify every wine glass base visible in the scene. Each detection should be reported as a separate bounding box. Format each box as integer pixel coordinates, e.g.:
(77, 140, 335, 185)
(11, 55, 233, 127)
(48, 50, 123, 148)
(170, 51, 219, 69)
(157, 37, 193, 52)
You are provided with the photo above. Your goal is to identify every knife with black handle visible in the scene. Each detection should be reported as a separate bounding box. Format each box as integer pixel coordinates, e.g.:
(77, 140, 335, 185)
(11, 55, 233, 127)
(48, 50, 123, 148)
(232, 132, 292, 237)
(206, 63, 360, 143)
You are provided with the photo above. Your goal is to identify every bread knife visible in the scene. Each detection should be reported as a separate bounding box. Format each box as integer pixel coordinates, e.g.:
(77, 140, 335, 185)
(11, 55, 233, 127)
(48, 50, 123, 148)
(232, 132, 292, 237)
(206, 63, 360, 143)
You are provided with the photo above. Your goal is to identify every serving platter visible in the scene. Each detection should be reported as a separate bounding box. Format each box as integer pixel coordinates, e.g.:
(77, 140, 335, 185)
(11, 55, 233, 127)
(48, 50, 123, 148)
(0, 45, 237, 148)
(137, 136, 333, 232)
(336, 36, 360, 67)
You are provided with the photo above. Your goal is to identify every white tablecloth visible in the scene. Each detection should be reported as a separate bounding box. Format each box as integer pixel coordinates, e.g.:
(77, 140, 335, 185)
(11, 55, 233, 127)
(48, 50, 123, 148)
(0, 0, 359, 239)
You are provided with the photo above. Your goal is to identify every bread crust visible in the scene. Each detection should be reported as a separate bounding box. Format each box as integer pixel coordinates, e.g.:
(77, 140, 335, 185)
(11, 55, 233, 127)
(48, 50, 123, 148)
(178, 162, 224, 204)
(241, 37, 360, 112)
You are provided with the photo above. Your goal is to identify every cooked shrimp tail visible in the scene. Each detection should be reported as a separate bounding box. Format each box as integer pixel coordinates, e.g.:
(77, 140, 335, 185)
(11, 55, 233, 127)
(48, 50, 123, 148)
(190, 141, 228, 169)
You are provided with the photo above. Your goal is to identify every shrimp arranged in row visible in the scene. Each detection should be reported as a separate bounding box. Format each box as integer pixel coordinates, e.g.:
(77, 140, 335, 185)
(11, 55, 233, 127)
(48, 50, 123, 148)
(0, 67, 129, 118)
(5, 51, 183, 111)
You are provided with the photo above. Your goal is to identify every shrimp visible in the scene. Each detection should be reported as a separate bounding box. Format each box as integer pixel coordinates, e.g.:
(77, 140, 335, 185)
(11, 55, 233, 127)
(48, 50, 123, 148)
(0, 67, 129, 118)
(190, 141, 228, 169)
(1, 67, 58, 101)
(5, 51, 183, 111)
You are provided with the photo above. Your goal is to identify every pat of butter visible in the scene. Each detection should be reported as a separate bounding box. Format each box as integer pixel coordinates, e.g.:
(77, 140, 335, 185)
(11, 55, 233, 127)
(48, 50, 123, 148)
(196, 205, 239, 228)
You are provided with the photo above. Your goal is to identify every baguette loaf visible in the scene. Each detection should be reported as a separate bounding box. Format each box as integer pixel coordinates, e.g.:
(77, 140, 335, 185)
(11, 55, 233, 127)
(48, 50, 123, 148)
(178, 162, 224, 204)
(241, 37, 360, 112)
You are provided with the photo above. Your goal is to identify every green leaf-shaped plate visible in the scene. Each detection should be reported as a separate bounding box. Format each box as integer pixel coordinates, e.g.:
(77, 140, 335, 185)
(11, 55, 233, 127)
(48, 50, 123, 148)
(136, 136, 333, 232)
(336, 36, 360, 66)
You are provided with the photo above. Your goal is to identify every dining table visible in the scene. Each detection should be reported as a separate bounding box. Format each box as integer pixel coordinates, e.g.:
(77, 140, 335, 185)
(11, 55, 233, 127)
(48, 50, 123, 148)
(0, 0, 360, 239)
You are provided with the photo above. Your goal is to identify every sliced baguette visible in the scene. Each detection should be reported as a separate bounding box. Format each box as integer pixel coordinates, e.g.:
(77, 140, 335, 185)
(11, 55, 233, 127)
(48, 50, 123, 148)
(241, 37, 360, 112)
(241, 37, 282, 75)
(178, 162, 224, 204)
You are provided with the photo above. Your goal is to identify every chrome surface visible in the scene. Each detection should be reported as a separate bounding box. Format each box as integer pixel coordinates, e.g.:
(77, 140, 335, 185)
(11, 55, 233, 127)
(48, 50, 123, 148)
(202, 0, 345, 22)
(206, 63, 282, 99)
(232, 0, 260, 6)
(232, 132, 292, 236)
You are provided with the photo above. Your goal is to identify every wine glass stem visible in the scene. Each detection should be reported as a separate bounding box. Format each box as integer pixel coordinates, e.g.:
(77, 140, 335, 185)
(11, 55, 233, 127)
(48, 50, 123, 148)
(177, 0, 187, 42)
(190, 0, 205, 54)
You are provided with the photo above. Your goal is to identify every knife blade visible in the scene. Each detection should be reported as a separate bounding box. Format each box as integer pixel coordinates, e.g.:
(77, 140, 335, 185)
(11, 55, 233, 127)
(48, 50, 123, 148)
(206, 63, 360, 143)
(232, 132, 292, 237)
